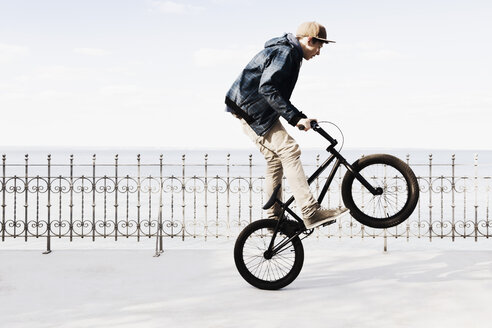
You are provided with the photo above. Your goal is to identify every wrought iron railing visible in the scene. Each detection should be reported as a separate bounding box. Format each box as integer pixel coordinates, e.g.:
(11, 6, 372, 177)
(1, 152, 491, 252)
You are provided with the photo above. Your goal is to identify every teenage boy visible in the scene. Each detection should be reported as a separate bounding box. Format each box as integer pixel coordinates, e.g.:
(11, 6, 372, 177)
(225, 21, 347, 229)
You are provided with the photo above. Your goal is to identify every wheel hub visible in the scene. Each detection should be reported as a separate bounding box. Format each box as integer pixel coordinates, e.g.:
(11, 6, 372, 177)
(263, 250, 273, 260)
(375, 187, 384, 195)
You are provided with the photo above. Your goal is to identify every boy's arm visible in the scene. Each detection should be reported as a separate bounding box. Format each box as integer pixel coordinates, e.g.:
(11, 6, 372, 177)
(258, 51, 307, 126)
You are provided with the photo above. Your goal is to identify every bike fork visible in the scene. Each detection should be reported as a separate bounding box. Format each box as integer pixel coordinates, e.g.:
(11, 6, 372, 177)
(343, 161, 383, 196)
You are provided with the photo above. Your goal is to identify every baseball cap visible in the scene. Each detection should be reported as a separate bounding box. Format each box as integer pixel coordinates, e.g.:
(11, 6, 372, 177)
(296, 21, 336, 43)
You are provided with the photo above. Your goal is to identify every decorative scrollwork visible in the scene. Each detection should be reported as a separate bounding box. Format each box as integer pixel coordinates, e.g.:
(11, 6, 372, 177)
(95, 177, 117, 194)
(338, 217, 363, 237)
(71, 219, 94, 237)
(454, 220, 475, 238)
(117, 176, 139, 193)
(250, 178, 264, 194)
(49, 177, 71, 194)
(139, 219, 158, 236)
(94, 219, 116, 236)
(229, 177, 250, 194)
(50, 220, 70, 236)
(117, 219, 139, 237)
(5, 177, 27, 194)
(27, 177, 49, 193)
(140, 177, 161, 194)
(162, 219, 182, 237)
(431, 220, 453, 238)
(454, 178, 469, 194)
(477, 220, 492, 237)
(183, 219, 206, 238)
(417, 177, 431, 193)
(72, 177, 94, 194)
(26, 220, 49, 236)
(430, 177, 453, 194)
(162, 177, 183, 194)
(207, 176, 228, 194)
(184, 176, 205, 194)
(4, 220, 26, 236)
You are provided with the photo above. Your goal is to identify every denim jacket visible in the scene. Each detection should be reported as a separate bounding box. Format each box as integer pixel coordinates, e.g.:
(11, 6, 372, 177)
(225, 33, 307, 136)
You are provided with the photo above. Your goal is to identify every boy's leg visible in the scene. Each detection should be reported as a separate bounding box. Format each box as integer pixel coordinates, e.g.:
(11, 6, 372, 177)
(241, 120, 283, 219)
(264, 156, 283, 219)
(241, 119, 318, 219)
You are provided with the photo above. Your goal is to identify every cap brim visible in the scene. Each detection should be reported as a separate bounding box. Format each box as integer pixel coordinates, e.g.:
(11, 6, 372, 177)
(314, 37, 336, 43)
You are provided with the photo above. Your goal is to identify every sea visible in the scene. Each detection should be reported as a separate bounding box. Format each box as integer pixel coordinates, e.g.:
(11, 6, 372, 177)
(1, 147, 491, 179)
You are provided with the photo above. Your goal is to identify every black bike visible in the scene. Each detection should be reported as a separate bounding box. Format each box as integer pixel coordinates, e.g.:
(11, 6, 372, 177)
(234, 121, 419, 290)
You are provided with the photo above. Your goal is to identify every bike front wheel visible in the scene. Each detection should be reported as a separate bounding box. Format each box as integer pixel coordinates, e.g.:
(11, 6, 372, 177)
(234, 219, 304, 290)
(341, 154, 419, 229)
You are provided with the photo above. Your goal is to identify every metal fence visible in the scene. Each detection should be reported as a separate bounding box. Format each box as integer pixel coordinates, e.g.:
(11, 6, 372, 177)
(1, 152, 491, 253)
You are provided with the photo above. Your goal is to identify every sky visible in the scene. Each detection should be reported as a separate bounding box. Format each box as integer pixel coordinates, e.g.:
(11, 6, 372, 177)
(0, 0, 491, 150)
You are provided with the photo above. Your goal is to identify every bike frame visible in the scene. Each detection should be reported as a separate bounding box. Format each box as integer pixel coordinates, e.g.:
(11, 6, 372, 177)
(265, 123, 382, 257)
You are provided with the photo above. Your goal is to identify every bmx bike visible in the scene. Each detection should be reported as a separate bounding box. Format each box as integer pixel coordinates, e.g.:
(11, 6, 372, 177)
(233, 121, 420, 290)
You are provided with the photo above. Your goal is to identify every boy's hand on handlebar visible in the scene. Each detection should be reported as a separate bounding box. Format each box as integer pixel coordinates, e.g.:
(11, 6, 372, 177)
(296, 118, 317, 131)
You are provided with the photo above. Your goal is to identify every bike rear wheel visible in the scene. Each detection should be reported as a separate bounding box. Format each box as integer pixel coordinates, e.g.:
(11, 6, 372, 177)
(341, 154, 419, 228)
(234, 219, 304, 290)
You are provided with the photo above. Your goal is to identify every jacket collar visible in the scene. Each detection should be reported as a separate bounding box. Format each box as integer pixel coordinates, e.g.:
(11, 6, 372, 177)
(286, 33, 303, 60)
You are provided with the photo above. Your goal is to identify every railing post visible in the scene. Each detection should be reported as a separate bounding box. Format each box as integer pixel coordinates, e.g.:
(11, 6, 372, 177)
(1, 155, 5, 241)
(69, 155, 74, 241)
(114, 154, 119, 241)
(339, 157, 344, 240)
(181, 154, 185, 241)
(406, 154, 411, 241)
(384, 229, 387, 252)
(24, 154, 28, 242)
(238, 156, 244, 225)
(43, 154, 52, 254)
(315, 154, 321, 239)
(13, 173, 17, 238)
(487, 166, 490, 239)
(154, 154, 164, 256)
(92, 154, 96, 241)
(226, 153, 231, 236)
(463, 156, 468, 239)
(35, 174, 40, 238)
(451, 154, 455, 241)
(147, 173, 152, 238)
(204, 154, 209, 240)
(428, 154, 433, 242)
(57, 173, 62, 238)
(474, 154, 478, 242)
(440, 174, 444, 238)
(249, 154, 253, 224)
(159, 154, 164, 250)
(137, 154, 141, 241)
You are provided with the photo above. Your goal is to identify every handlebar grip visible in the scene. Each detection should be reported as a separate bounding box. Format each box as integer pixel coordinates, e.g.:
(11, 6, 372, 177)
(297, 120, 319, 131)
(298, 120, 338, 147)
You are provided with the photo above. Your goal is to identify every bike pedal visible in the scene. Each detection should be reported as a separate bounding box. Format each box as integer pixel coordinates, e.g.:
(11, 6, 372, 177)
(321, 220, 337, 227)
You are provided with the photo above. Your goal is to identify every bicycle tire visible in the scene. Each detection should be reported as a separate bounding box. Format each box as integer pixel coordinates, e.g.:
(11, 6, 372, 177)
(234, 219, 304, 290)
(341, 154, 419, 228)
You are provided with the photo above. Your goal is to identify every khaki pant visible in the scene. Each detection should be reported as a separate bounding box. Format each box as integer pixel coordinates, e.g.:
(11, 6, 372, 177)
(241, 119, 318, 219)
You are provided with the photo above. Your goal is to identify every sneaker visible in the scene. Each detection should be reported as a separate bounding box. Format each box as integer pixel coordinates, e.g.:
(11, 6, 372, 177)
(304, 207, 348, 229)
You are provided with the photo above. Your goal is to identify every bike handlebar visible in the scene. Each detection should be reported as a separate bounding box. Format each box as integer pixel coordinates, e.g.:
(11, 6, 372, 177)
(298, 120, 338, 148)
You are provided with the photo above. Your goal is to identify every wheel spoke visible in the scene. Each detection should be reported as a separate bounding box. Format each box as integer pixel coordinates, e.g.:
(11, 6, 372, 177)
(241, 225, 298, 282)
(351, 163, 409, 219)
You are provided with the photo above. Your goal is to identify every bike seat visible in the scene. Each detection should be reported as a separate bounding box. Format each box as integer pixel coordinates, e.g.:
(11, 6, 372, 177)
(263, 184, 282, 210)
